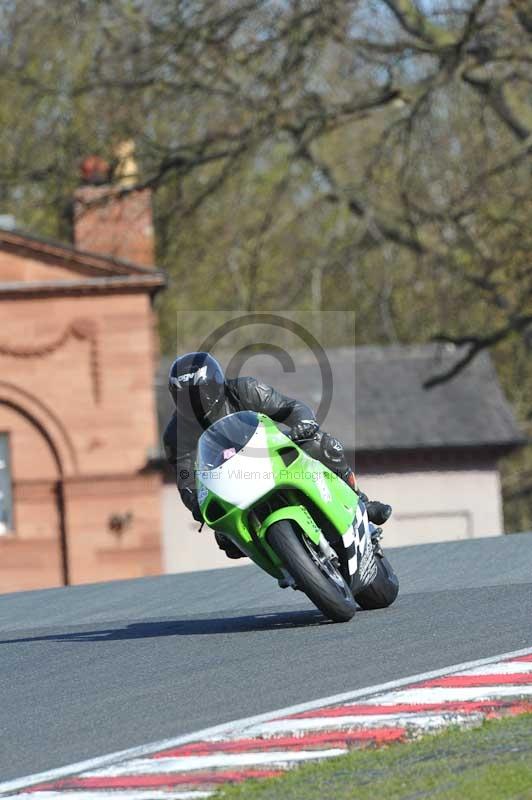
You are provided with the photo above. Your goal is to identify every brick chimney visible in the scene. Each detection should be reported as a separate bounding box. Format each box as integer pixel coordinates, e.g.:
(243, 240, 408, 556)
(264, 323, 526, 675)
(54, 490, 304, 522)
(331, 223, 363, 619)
(73, 142, 155, 268)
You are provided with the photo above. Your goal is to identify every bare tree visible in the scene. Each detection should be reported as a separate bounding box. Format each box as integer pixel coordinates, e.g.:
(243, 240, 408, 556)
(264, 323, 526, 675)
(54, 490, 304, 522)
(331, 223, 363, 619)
(1, 1, 531, 518)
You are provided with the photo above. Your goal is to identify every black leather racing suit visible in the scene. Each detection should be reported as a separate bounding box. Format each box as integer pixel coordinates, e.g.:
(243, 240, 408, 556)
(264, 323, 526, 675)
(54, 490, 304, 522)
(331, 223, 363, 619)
(163, 376, 398, 609)
(163, 377, 317, 513)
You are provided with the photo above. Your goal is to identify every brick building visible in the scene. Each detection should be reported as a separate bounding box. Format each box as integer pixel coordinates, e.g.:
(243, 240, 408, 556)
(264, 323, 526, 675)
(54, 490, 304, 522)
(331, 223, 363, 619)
(0, 175, 166, 592)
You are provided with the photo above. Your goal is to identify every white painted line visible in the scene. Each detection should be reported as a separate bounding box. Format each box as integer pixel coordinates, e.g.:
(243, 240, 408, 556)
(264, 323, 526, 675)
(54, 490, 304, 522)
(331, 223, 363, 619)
(457, 662, 532, 676)
(85, 749, 347, 777)
(368, 686, 532, 705)
(1, 644, 531, 796)
(11, 793, 213, 800)
(237, 713, 477, 738)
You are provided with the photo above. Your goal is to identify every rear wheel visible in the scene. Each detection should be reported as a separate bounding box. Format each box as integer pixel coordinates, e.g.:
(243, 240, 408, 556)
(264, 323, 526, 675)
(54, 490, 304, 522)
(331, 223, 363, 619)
(267, 520, 356, 623)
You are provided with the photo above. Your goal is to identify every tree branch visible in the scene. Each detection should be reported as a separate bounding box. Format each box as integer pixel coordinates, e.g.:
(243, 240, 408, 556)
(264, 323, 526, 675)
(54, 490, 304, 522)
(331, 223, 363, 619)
(462, 72, 531, 141)
(425, 315, 532, 388)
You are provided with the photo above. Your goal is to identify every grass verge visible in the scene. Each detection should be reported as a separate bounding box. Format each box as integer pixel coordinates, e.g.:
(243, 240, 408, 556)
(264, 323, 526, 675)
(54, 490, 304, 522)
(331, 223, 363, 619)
(216, 714, 532, 800)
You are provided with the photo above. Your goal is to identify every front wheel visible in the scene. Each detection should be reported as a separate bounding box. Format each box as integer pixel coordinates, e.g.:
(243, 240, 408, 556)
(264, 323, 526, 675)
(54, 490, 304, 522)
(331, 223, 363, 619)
(267, 520, 356, 623)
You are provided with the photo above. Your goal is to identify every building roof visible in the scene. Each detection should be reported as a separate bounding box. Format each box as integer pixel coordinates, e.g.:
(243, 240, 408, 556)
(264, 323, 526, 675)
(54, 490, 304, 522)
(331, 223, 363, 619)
(156, 345, 524, 454)
(0, 228, 166, 296)
(0, 274, 166, 298)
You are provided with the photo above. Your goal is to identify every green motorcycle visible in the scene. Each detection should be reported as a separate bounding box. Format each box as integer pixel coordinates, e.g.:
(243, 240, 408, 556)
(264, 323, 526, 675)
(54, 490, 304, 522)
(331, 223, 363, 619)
(196, 410, 378, 622)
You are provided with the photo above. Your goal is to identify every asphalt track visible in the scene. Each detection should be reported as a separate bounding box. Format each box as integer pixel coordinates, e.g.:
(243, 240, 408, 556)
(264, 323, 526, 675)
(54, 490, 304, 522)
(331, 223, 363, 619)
(0, 533, 531, 782)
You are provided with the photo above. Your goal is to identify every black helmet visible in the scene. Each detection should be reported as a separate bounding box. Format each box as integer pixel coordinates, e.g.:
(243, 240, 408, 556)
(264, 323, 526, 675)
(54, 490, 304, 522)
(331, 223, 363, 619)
(168, 352, 225, 424)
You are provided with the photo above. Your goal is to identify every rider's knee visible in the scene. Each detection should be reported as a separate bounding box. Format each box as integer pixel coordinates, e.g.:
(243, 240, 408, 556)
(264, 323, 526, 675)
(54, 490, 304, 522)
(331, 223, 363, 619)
(320, 432, 348, 468)
(298, 430, 351, 480)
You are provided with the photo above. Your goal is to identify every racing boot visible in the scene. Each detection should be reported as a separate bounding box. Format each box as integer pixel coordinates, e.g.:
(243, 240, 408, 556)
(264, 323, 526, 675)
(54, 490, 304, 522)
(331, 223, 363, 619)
(344, 474, 392, 527)
(365, 499, 392, 526)
(214, 531, 246, 560)
(357, 490, 392, 527)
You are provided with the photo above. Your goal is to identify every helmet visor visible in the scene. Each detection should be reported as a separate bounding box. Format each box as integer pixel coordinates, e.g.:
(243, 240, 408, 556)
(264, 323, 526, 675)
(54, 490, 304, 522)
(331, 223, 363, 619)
(176, 380, 225, 425)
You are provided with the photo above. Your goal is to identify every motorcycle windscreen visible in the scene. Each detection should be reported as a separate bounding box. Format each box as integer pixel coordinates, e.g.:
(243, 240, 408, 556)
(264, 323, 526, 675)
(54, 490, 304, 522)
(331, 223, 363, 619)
(197, 410, 260, 471)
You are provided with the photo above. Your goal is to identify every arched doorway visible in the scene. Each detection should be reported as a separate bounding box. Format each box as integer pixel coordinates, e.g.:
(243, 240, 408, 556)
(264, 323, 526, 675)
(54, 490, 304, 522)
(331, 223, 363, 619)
(0, 398, 71, 592)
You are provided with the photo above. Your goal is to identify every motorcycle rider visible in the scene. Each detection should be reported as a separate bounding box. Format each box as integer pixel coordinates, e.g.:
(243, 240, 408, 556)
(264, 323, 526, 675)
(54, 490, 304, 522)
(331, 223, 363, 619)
(163, 351, 399, 609)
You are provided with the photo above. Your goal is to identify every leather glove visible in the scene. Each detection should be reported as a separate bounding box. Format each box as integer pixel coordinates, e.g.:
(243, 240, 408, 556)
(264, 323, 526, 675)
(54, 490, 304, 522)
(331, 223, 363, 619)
(290, 419, 320, 442)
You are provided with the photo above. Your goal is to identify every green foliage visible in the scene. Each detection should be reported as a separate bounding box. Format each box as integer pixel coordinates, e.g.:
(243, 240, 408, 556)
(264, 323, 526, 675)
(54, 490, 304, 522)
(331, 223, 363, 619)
(1, 0, 530, 528)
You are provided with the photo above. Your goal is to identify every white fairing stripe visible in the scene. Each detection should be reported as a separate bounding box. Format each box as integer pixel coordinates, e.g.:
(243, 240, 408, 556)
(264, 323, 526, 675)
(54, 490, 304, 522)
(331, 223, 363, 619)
(354, 501, 370, 534)
(342, 528, 355, 547)
(198, 422, 275, 509)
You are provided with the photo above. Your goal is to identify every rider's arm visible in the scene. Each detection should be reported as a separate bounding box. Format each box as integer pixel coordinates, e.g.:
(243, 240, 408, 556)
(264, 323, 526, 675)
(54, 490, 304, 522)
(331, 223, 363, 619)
(162, 412, 197, 510)
(230, 377, 316, 426)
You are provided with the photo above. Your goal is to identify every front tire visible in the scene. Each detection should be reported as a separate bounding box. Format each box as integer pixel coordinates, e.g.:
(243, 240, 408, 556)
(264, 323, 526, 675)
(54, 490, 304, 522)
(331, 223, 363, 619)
(267, 520, 356, 623)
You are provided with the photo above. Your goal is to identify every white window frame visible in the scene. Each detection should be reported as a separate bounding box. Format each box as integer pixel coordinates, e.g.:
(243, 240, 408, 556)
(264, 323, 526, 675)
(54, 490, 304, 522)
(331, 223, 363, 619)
(0, 432, 14, 535)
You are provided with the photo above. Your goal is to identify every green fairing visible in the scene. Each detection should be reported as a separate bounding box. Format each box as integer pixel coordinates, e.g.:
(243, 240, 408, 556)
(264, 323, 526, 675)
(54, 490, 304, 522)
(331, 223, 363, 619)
(196, 414, 360, 581)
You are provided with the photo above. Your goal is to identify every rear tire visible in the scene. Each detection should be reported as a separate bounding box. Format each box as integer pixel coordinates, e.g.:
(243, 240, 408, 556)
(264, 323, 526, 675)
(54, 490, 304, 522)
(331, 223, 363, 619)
(267, 520, 356, 623)
(354, 553, 399, 610)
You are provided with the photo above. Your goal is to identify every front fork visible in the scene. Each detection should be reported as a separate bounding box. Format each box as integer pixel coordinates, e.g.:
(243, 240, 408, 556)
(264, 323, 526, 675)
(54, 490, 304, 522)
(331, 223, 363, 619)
(277, 529, 346, 592)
